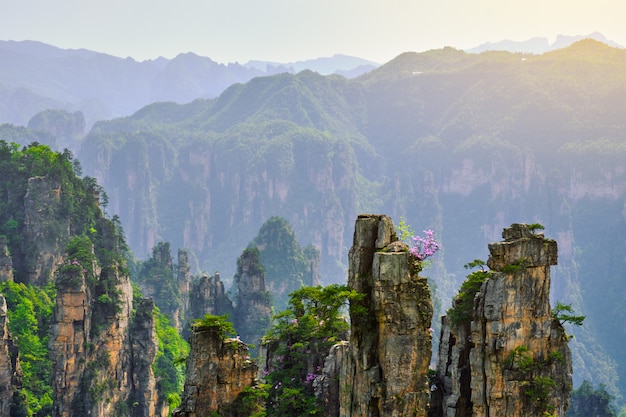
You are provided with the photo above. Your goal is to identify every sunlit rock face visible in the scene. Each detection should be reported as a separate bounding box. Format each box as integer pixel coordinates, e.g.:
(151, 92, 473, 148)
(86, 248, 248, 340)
(433, 223, 572, 417)
(48, 224, 162, 417)
(340, 214, 433, 417)
(173, 326, 257, 417)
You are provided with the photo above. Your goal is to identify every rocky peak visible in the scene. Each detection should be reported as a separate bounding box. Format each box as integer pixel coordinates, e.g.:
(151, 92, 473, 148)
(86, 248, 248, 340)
(340, 214, 433, 417)
(177, 249, 191, 319)
(433, 223, 572, 417)
(187, 272, 234, 323)
(233, 248, 271, 350)
(130, 297, 160, 417)
(173, 325, 257, 417)
(136, 242, 183, 330)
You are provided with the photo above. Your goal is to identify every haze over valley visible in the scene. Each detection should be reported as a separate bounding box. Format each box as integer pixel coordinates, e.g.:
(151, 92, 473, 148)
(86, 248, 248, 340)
(2, 6, 626, 413)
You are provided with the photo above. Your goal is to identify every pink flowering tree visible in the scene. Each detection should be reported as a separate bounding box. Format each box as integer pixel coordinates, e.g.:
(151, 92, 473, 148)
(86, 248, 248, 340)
(410, 229, 441, 260)
(409, 229, 440, 273)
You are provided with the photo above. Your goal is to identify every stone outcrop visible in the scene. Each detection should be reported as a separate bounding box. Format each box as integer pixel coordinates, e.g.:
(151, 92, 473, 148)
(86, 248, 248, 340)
(187, 272, 234, 323)
(23, 176, 70, 285)
(315, 341, 349, 417)
(433, 223, 572, 417)
(49, 221, 161, 417)
(0, 238, 13, 282)
(173, 325, 257, 417)
(49, 241, 131, 417)
(177, 250, 192, 320)
(130, 298, 160, 417)
(233, 248, 271, 350)
(340, 214, 433, 417)
(137, 242, 183, 330)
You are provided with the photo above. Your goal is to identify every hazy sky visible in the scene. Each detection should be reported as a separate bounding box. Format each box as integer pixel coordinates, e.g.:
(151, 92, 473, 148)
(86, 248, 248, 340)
(1, 0, 624, 64)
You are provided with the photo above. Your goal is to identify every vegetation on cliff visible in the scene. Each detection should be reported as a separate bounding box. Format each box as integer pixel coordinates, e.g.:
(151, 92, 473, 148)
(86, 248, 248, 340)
(261, 284, 359, 416)
(447, 259, 488, 326)
(567, 380, 617, 417)
(0, 280, 55, 416)
(135, 242, 182, 323)
(0, 141, 102, 265)
(250, 216, 320, 311)
(0, 139, 190, 416)
(153, 307, 190, 410)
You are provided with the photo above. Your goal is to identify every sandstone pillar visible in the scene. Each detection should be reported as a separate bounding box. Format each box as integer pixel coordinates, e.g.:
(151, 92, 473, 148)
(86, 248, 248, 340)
(341, 214, 433, 417)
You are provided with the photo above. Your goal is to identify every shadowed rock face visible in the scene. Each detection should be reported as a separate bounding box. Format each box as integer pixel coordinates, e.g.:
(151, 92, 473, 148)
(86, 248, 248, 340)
(23, 176, 70, 286)
(233, 249, 271, 353)
(434, 223, 572, 417)
(0, 238, 13, 282)
(340, 214, 433, 417)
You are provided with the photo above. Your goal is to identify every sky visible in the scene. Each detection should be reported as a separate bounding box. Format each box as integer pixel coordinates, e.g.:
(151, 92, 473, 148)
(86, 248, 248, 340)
(1, 0, 624, 64)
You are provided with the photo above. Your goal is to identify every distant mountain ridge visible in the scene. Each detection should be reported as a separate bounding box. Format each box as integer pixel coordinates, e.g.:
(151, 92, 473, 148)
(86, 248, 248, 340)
(0, 40, 378, 128)
(243, 54, 379, 76)
(1, 34, 619, 129)
(466, 31, 623, 54)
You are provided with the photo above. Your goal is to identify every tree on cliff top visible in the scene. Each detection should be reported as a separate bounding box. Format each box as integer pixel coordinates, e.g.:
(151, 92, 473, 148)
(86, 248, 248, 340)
(135, 242, 183, 323)
(261, 284, 360, 417)
(250, 216, 318, 311)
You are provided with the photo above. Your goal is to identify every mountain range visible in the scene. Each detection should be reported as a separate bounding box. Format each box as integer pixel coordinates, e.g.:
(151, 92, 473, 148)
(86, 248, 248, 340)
(2, 34, 626, 408)
(467, 31, 623, 54)
(1, 32, 620, 129)
(0, 40, 377, 128)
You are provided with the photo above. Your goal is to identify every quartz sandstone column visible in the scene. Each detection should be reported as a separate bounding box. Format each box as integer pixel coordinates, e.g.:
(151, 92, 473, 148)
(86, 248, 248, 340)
(434, 224, 572, 417)
(341, 214, 433, 417)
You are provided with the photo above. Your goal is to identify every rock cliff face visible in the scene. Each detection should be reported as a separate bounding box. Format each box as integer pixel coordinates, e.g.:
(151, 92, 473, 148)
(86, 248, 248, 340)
(177, 250, 192, 320)
(340, 214, 433, 417)
(316, 341, 349, 417)
(49, 221, 162, 417)
(173, 326, 257, 417)
(23, 176, 70, 286)
(130, 298, 160, 417)
(433, 224, 572, 417)
(84, 126, 357, 281)
(0, 238, 13, 282)
(187, 272, 234, 323)
(233, 248, 272, 350)
(0, 143, 169, 417)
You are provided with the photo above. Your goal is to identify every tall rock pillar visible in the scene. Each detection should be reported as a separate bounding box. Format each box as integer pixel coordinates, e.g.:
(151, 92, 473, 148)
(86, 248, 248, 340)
(472, 224, 571, 416)
(341, 214, 433, 417)
(173, 325, 257, 417)
(234, 248, 271, 351)
(434, 223, 572, 417)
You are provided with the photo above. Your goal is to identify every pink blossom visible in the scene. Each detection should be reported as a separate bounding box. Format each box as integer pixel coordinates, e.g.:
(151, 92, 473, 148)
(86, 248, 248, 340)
(410, 230, 440, 261)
